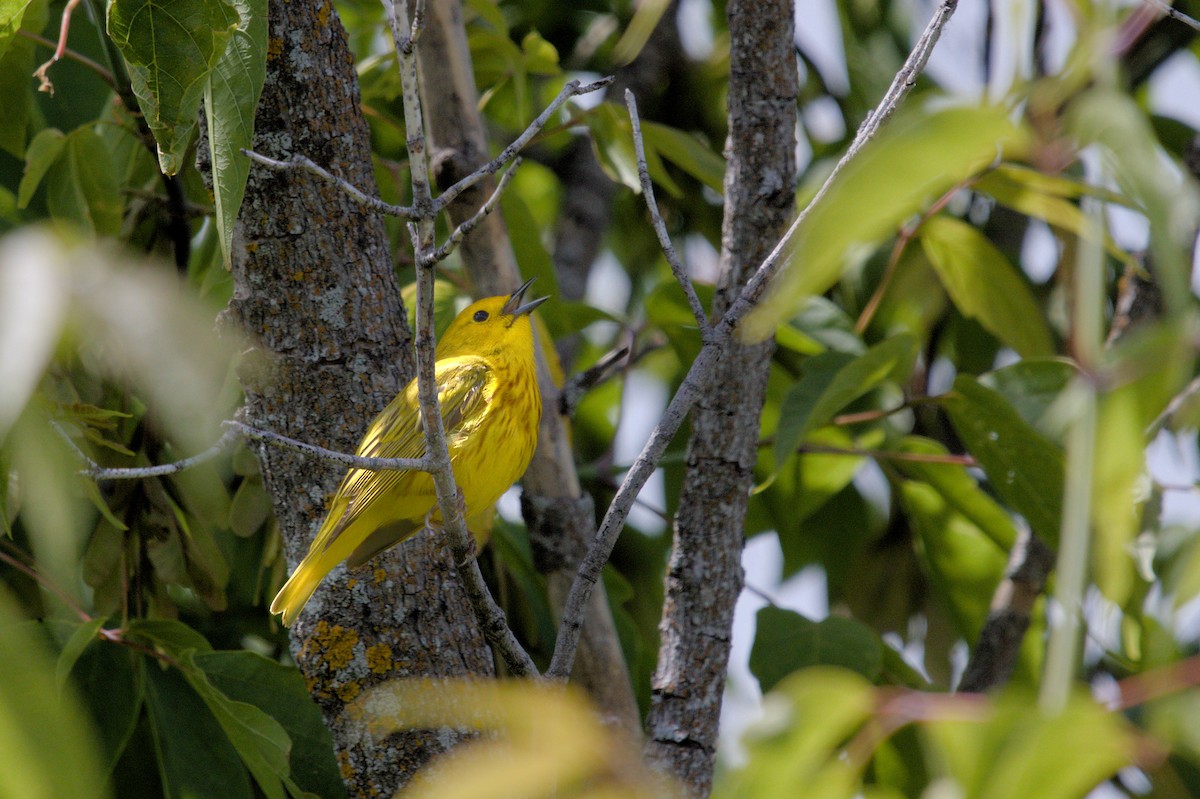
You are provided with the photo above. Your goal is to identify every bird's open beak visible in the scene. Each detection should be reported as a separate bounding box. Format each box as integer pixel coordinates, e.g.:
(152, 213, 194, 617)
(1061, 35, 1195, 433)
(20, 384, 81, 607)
(502, 277, 549, 317)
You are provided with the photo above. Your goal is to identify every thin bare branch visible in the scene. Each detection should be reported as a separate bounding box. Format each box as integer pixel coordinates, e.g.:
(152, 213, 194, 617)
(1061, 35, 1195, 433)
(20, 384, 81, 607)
(227, 420, 431, 472)
(21, 29, 115, 89)
(559, 345, 631, 417)
(431, 77, 614, 213)
(87, 429, 239, 481)
(241, 149, 418, 217)
(32, 0, 82, 95)
(547, 0, 963, 681)
(387, 0, 538, 677)
(625, 89, 711, 336)
(1144, 0, 1200, 32)
(427, 158, 522, 265)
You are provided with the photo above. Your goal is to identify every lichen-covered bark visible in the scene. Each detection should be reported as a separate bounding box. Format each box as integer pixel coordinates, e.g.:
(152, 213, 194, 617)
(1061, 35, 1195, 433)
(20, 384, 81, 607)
(413, 0, 641, 736)
(643, 0, 797, 793)
(221, 2, 491, 795)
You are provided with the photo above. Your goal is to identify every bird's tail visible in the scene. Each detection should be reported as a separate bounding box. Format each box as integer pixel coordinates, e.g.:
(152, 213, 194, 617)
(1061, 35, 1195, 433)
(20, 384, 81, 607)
(270, 550, 330, 627)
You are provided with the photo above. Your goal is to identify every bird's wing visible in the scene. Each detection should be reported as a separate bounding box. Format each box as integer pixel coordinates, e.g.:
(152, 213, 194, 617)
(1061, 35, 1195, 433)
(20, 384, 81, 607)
(314, 356, 494, 550)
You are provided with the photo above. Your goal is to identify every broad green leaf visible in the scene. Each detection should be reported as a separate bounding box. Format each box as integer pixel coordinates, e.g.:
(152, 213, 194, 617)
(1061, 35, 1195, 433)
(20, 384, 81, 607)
(893, 437, 1017, 550)
(720, 668, 874, 799)
(499, 189, 566, 335)
(204, 0, 267, 269)
(145, 658, 253, 799)
(17, 128, 66, 207)
(228, 475, 270, 537)
(943, 375, 1064, 547)
(72, 639, 144, 774)
(750, 607, 883, 692)
(0, 0, 27, 56)
(924, 690, 1136, 799)
(107, 0, 238, 175)
(974, 166, 1133, 265)
(0, 35, 32, 157)
(641, 120, 726, 193)
(773, 333, 916, 470)
(586, 101, 681, 195)
(196, 650, 346, 799)
(126, 617, 215, 656)
(744, 104, 1028, 340)
(978, 358, 1078, 440)
(0, 596, 111, 799)
(55, 616, 106, 691)
(900, 481, 1009, 645)
(920, 215, 1053, 357)
(34, 127, 123, 235)
(184, 653, 292, 799)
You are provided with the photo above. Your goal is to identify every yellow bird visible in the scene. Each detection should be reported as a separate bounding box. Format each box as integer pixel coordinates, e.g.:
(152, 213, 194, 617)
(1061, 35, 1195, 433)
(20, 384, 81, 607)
(270, 279, 547, 626)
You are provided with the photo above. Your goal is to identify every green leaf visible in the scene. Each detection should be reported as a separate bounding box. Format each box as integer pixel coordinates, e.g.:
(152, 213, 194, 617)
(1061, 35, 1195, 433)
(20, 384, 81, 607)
(196, 651, 347, 799)
(0, 35, 32, 158)
(585, 102, 645, 193)
(892, 437, 1016, 551)
(107, 0, 239, 175)
(641, 120, 726, 193)
(55, 616, 106, 691)
(924, 690, 1136, 799)
(228, 475, 270, 537)
(18, 127, 66, 207)
(750, 607, 883, 692)
(204, 0, 267, 269)
(612, 0, 671, 65)
(978, 358, 1079, 439)
(73, 639, 144, 775)
(145, 658, 253, 799)
(745, 104, 1028, 339)
(519, 30, 559, 75)
(773, 333, 916, 470)
(127, 617, 215, 656)
(919, 215, 1053, 357)
(499, 188, 566, 335)
(974, 166, 1134, 266)
(942, 375, 1064, 547)
(0, 597, 111, 799)
(900, 481, 1009, 645)
(184, 652, 292, 799)
(720, 667, 874, 799)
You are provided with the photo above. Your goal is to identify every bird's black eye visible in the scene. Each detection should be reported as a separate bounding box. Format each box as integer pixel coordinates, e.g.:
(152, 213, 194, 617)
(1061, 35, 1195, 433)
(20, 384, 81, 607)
(473, 310, 489, 322)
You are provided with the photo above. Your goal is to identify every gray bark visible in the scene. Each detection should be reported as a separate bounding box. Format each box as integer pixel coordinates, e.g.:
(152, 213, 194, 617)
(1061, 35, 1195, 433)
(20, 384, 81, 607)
(414, 0, 641, 737)
(643, 0, 798, 793)
(222, 3, 491, 795)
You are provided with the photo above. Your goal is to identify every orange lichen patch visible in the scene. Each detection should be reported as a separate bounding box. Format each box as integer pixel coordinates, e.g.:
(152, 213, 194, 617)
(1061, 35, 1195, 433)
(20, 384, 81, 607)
(292, 271, 305, 281)
(346, 577, 358, 590)
(337, 749, 354, 781)
(267, 36, 284, 60)
(373, 567, 387, 585)
(317, 0, 331, 29)
(335, 680, 361, 702)
(306, 620, 359, 670)
(365, 643, 393, 674)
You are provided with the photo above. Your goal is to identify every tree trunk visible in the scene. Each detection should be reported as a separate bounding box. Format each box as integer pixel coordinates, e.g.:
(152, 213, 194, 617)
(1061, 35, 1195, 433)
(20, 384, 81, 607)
(413, 0, 641, 737)
(223, 2, 491, 795)
(643, 0, 798, 793)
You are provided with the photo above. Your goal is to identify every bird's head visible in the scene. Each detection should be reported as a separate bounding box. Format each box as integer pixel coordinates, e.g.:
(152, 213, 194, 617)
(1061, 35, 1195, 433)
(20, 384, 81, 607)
(436, 278, 549, 359)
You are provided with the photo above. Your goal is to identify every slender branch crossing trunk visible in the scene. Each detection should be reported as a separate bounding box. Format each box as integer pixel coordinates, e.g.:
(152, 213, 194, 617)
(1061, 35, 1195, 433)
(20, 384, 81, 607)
(413, 0, 641, 735)
(644, 0, 798, 792)
(224, 3, 491, 794)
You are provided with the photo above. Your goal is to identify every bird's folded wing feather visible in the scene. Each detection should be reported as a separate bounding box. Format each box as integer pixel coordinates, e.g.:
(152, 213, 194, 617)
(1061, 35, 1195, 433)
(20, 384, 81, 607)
(320, 357, 494, 540)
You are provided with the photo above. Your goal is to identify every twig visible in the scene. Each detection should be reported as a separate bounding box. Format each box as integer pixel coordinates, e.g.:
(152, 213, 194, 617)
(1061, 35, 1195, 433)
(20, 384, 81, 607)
(546, 0, 962, 681)
(957, 528, 1055, 693)
(32, 0, 82, 95)
(427, 158, 522, 265)
(559, 345, 631, 417)
(20, 29, 115, 89)
(228, 420, 431, 472)
(88, 429, 240, 481)
(1144, 0, 1200, 33)
(431, 77, 614, 214)
(241, 150, 417, 217)
(625, 90, 711, 336)
(386, 0, 537, 678)
(0, 542, 91, 622)
(1147, 374, 1200, 437)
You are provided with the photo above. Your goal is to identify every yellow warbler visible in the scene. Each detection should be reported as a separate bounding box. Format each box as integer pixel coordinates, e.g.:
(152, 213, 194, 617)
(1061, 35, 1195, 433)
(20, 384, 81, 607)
(270, 279, 547, 626)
